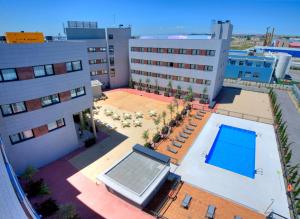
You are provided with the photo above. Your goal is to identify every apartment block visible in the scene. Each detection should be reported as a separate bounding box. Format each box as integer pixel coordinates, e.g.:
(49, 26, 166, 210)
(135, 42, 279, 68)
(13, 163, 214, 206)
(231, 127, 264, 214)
(0, 41, 93, 174)
(129, 21, 232, 103)
(65, 21, 131, 89)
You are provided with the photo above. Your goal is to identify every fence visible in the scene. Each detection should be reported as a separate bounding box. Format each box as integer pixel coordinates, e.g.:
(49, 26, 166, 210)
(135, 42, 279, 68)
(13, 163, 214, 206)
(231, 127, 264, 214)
(214, 108, 274, 125)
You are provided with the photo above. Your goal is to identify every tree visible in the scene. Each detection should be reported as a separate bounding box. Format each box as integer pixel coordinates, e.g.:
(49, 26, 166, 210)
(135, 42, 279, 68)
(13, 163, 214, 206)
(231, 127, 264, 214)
(155, 79, 159, 93)
(162, 111, 167, 126)
(153, 115, 161, 133)
(142, 130, 149, 144)
(128, 77, 134, 88)
(138, 78, 142, 89)
(176, 85, 182, 98)
(21, 166, 37, 182)
(146, 78, 150, 87)
(173, 98, 179, 114)
(167, 80, 173, 95)
(167, 103, 175, 120)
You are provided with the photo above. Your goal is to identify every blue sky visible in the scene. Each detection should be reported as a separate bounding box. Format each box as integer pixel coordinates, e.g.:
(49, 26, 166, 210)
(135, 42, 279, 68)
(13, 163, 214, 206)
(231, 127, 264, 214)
(0, 0, 299, 36)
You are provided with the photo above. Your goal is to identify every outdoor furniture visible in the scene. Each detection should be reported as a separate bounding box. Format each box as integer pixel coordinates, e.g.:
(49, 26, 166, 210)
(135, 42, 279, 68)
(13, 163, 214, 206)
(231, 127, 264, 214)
(172, 141, 182, 148)
(133, 119, 142, 127)
(122, 121, 131, 128)
(206, 205, 216, 219)
(135, 112, 143, 118)
(176, 137, 185, 143)
(149, 110, 157, 117)
(167, 146, 177, 154)
(181, 194, 192, 209)
(186, 125, 194, 131)
(123, 113, 132, 120)
(189, 122, 197, 127)
(112, 113, 120, 120)
(180, 133, 188, 139)
(183, 129, 192, 134)
(195, 115, 202, 120)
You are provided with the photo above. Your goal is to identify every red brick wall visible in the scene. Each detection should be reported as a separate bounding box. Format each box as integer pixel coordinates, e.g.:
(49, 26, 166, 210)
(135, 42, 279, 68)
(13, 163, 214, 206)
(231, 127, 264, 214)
(33, 125, 48, 137)
(59, 91, 71, 102)
(184, 77, 190, 82)
(187, 49, 192, 55)
(25, 99, 42, 111)
(153, 48, 158, 53)
(53, 63, 67, 75)
(16, 67, 34, 80)
(184, 64, 191, 69)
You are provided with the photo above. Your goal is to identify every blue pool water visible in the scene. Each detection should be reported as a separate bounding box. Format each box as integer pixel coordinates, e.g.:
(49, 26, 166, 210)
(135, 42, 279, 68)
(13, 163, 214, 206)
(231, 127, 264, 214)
(205, 124, 256, 178)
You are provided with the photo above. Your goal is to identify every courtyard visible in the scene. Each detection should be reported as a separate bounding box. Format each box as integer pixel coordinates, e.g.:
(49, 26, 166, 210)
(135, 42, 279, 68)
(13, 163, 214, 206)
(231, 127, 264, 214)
(31, 88, 288, 219)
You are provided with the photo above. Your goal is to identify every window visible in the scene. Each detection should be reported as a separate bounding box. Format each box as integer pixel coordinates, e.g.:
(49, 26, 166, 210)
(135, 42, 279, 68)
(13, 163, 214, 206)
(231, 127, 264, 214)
(100, 47, 106, 52)
(90, 71, 98, 76)
(1, 102, 26, 116)
(147, 48, 152, 52)
(245, 72, 251, 78)
(208, 50, 216, 56)
(66, 61, 82, 72)
(88, 47, 96, 52)
(108, 34, 113, 39)
(192, 49, 200, 55)
(167, 48, 174, 53)
(72, 61, 82, 71)
(41, 94, 60, 107)
(204, 65, 213, 71)
(110, 68, 116, 77)
(71, 87, 85, 98)
(33, 65, 54, 77)
(48, 118, 65, 131)
(1, 69, 17, 81)
(191, 64, 197, 69)
(110, 57, 115, 66)
(109, 45, 114, 54)
(10, 129, 34, 144)
(178, 63, 184, 68)
(253, 72, 260, 78)
(230, 60, 236, 65)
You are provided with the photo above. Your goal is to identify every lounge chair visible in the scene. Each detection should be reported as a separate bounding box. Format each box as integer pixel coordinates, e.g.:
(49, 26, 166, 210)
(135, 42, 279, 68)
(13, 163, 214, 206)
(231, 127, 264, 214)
(167, 146, 178, 154)
(186, 125, 194, 131)
(183, 129, 192, 134)
(181, 194, 192, 209)
(206, 205, 216, 219)
(176, 137, 185, 143)
(180, 133, 188, 139)
(195, 115, 202, 120)
(189, 122, 197, 127)
(172, 141, 182, 148)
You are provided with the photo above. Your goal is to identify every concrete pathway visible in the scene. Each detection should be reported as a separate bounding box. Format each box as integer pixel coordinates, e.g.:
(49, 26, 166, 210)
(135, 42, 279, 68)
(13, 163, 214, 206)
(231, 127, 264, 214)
(275, 90, 300, 167)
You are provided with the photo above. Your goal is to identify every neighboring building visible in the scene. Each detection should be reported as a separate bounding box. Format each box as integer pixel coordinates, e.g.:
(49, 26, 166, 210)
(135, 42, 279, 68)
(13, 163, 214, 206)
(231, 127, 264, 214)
(225, 49, 292, 83)
(0, 41, 94, 174)
(129, 20, 233, 103)
(65, 21, 131, 89)
(98, 144, 170, 208)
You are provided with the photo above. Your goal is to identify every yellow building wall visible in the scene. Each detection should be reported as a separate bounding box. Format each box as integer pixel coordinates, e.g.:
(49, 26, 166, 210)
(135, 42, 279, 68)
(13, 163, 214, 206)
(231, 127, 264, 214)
(5, 32, 44, 43)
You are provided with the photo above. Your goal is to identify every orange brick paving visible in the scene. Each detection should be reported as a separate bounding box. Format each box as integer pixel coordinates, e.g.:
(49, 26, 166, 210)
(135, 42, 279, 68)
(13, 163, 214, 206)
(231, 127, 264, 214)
(155, 110, 211, 164)
(160, 183, 265, 219)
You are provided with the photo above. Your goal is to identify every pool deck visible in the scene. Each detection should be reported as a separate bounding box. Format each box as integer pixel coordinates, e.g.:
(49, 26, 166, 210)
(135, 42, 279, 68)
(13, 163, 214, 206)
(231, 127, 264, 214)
(175, 113, 290, 218)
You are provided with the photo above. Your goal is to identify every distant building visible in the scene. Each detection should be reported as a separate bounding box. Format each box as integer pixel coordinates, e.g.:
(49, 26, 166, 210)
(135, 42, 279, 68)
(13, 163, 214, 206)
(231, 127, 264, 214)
(65, 21, 131, 89)
(129, 20, 233, 103)
(0, 41, 94, 173)
(225, 49, 292, 83)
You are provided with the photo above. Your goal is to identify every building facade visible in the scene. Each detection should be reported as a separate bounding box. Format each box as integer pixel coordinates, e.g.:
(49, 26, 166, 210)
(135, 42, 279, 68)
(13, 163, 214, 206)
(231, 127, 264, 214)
(225, 50, 292, 83)
(129, 21, 233, 103)
(0, 41, 93, 174)
(65, 21, 131, 89)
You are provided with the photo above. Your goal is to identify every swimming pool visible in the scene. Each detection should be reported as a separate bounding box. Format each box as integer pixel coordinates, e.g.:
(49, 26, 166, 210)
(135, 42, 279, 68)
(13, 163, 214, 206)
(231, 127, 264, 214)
(205, 124, 256, 178)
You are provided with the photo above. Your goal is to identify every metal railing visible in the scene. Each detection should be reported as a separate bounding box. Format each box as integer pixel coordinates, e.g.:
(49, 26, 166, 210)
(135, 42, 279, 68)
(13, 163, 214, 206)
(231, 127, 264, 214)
(266, 211, 289, 219)
(0, 137, 40, 219)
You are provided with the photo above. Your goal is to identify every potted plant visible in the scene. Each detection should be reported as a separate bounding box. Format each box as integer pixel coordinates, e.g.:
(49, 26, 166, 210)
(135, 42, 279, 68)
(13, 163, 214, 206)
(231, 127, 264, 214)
(161, 126, 169, 135)
(152, 133, 161, 143)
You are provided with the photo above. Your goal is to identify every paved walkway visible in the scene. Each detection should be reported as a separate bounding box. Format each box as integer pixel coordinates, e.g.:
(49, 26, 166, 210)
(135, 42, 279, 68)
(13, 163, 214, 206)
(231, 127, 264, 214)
(275, 90, 300, 167)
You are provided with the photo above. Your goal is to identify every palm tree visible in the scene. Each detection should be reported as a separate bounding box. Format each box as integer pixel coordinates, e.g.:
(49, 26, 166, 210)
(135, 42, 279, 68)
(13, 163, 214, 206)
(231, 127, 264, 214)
(142, 130, 149, 144)
(155, 79, 159, 93)
(138, 78, 142, 89)
(153, 115, 161, 133)
(162, 111, 167, 126)
(167, 103, 175, 120)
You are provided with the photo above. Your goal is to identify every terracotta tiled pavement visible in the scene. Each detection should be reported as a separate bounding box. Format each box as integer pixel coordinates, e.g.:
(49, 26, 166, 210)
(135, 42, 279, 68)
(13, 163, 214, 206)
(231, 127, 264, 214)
(161, 183, 265, 219)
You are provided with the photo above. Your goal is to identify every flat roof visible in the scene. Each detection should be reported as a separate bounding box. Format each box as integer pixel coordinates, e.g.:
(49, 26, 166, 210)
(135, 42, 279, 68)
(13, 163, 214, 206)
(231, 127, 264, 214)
(98, 145, 170, 206)
(175, 114, 290, 218)
(137, 34, 211, 40)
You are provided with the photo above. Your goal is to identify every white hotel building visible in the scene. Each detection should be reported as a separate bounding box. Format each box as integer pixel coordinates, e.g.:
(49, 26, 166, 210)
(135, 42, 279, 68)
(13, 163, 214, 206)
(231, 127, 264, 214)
(129, 21, 233, 103)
